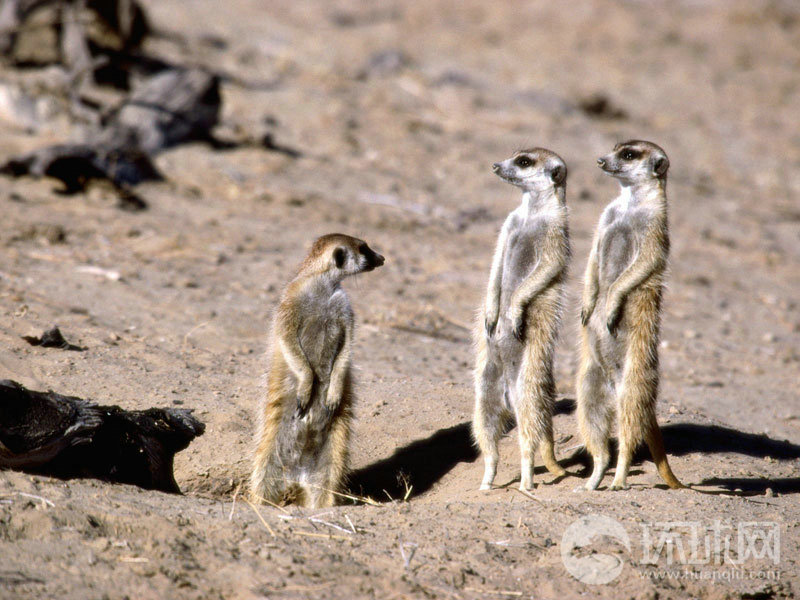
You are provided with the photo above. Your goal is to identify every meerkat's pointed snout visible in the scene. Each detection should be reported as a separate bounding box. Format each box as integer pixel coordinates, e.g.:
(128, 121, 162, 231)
(597, 158, 606, 168)
(492, 162, 501, 173)
(360, 243, 385, 271)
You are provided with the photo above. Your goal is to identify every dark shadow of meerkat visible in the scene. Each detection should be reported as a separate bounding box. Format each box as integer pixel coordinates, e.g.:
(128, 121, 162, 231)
(577, 140, 683, 491)
(473, 148, 570, 491)
(250, 234, 384, 508)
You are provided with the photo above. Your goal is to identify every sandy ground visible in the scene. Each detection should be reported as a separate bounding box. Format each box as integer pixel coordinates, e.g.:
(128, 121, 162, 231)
(1, 0, 799, 598)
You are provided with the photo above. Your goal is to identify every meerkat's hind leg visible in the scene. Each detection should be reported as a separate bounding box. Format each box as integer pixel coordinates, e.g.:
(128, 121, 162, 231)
(537, 369, 566, 479)
(644, 413, 685, 489)
(576, 357, 612, 491)
(611, 371, 657, 490)
(515, 361, 554, 491)
(250, 441, 283, 504)
(323, 406, 352, 505)
(473, 355, 504, 491)
(540, 436, 566, 479)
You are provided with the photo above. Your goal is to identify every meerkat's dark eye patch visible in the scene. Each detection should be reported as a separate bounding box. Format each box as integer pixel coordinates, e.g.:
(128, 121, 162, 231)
(358, 243, 368, 255)
(514, 156, 534, 168)
(333, 247, 346, 268)
(620, 149, 641, 161)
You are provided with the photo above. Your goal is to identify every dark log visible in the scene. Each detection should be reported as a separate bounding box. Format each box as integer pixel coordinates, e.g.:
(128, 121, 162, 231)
(0, 68, 218, 207)
(100, 68, 221, 154)
(0, 0, 149, 73)
(0, 380, 205, 493)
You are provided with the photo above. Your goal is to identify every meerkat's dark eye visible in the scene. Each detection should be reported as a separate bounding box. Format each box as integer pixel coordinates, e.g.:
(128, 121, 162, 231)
(333, 247, 346, 268)
(514, 156, 534, 168)
(621, 149, 639, 161)
(358, 243, 368, 255)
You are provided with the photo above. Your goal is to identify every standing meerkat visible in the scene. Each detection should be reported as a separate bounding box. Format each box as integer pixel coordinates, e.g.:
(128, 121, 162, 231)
(250, 234, 385, 508)
(473, 147, 570, 491)
(577, 140, 684, 491)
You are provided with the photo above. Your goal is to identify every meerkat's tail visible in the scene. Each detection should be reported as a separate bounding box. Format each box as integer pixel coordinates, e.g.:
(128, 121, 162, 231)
(645, 421, 685, 489)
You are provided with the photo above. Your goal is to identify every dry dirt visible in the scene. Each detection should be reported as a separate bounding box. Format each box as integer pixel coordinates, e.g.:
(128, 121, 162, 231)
(1, 1, 799, 598)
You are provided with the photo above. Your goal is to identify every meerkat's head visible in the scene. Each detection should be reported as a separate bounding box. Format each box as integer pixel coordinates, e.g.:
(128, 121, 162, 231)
(492, 148, 567, 193)
(597, 140, 669, 184)
(303, 233, 385, 281)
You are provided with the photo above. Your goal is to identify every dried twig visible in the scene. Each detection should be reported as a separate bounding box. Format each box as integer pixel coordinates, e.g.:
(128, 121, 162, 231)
(403, 484, 413, 502)
(0, 492, 56, 508)
(464, 588, 522, 597)
(181, 320, 211, 353)
(345, 514, 357, 534)
(75, 265, 123, 281)
(118, 556, 149, 563)
(228, 484, 241, 521)
(325, 488, 381, 506)
(308, 518, 353, 535)
(399, 542, 418, 569)
(245, 499, 276, 537)
(512, 487, 546, 506)
(250, 494, 290, 513)
(292, 530, 349, 541)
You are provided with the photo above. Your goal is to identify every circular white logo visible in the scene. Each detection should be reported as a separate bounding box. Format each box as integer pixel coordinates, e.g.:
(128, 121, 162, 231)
(561, 514, 630, 585)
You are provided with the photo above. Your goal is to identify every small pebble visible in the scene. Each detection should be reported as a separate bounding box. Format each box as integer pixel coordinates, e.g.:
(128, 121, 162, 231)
(765, 488, 775, 498)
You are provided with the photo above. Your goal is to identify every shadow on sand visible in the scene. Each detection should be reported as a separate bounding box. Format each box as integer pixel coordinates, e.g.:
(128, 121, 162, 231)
(348, 400, 800, 501)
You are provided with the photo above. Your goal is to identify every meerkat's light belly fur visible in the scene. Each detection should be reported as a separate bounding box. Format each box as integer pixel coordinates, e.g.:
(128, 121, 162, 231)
(273, 305, 345, 483)
(587, 215, 639, 373)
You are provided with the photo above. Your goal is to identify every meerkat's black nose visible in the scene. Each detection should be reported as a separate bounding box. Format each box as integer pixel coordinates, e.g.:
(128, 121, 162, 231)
(597, 158, 606, 168)
(492, 163, 501, 172)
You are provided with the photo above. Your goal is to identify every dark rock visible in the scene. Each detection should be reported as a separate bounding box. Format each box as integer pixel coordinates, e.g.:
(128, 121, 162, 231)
(356, 49, 410, 80)
(578, 93, 628, 120)
(22, 326, 84, 351)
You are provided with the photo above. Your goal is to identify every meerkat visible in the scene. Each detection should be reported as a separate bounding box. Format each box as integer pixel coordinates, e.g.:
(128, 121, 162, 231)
(473, 147, 570, 491)
(250, 234, 385, 508)
(577, 140, 684, 491)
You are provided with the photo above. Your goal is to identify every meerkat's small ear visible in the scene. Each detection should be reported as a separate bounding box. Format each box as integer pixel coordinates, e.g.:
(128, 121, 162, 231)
(550, 164, 566, 184)
(653, 155, 669, 177)
(333, 247, 346, 268)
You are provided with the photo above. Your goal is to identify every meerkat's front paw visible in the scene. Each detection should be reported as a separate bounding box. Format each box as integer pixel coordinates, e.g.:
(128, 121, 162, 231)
(609, 483, 630, 491)
(580, 304, 594, 327)
(321, 398, 339, 420)
(479, 483, 492, 491)
(512, 317, 526, 341)
(485, 314, 498, 337)
(294, 396, 312, 419)
(606, 307, 622, 336)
